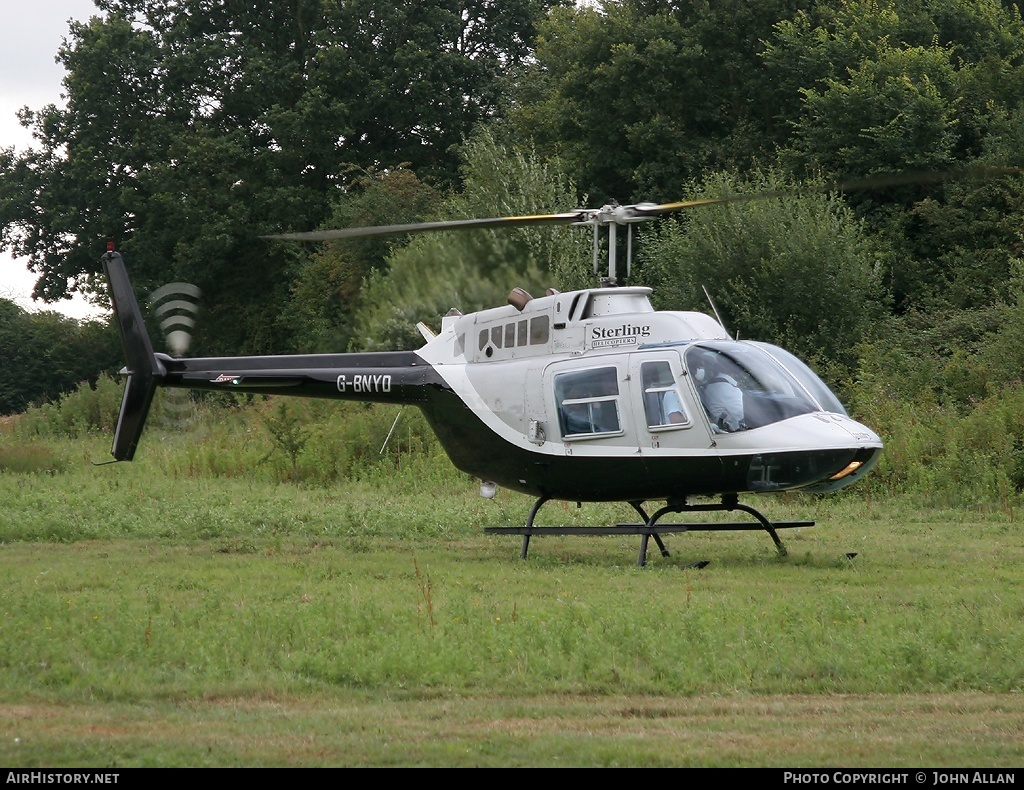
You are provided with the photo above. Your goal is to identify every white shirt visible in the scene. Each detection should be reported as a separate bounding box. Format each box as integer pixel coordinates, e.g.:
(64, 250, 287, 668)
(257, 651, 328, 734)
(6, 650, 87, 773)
(703, 374, 744, 431)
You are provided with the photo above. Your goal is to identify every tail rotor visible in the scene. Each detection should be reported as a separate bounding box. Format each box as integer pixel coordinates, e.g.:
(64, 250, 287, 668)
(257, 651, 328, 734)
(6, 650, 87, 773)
(149, 283, 202, 357)
(148, 283, 201, 430)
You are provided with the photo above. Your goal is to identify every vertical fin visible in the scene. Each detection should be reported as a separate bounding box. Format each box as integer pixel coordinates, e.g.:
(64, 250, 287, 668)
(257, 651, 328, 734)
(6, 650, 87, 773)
(101, 250, 165, 461)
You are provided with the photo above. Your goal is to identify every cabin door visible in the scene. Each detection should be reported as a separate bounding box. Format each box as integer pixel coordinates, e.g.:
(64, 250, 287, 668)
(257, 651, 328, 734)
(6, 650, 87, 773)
(627, 351, 709, 449)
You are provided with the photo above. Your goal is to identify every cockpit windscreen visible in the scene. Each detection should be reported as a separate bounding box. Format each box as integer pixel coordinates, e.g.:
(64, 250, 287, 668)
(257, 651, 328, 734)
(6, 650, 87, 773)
(685, 342, 842, 431)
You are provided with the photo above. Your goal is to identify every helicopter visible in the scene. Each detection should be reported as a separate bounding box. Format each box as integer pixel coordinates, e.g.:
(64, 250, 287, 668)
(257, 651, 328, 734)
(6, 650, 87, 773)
(100, 197, 883, 566)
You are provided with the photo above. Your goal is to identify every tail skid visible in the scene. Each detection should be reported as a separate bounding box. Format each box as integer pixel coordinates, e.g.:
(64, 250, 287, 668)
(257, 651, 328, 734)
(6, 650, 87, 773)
(102, 251, 165, 461)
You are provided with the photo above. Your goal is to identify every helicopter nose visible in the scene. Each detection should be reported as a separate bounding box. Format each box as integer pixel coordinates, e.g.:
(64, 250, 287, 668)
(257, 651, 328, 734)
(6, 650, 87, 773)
(802, 442, 882, 493)
(737, 412, 882, 494)
(746, 443, 881, 494)
(827, 413, 881, 444)
(818, 415, 883, 487)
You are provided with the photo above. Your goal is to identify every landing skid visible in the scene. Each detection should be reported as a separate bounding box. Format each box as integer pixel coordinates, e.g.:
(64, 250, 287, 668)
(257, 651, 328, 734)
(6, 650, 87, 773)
(484, 494, 814, 567)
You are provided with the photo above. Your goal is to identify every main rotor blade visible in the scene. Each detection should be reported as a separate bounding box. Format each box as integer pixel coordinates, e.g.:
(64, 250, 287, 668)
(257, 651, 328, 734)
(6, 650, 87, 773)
(639, 165, 1024, 217)
(264, 165, 1022, 242)
(263, 212, 587, 242)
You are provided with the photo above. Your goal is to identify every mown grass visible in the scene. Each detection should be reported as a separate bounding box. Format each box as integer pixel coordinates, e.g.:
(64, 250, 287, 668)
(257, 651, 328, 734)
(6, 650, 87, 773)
(2, 399, 1024, 766)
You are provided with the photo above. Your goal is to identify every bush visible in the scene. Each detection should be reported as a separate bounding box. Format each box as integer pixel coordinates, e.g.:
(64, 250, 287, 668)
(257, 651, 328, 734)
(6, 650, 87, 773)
(16, 374, 126, 439)
(850, 366, 1024, 511)
(158, 397, 441, 487)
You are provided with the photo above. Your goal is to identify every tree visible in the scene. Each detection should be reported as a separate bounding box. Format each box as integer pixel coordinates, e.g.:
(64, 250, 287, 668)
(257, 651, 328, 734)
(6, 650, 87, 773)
(789, 46, 964, 178)
(769, 0, 1024, 311)
(511, 0, 1024, 318)
(0, 0, 559, 354)
(285, 168, 441, 353)
(351, 128, 590, 351)
(0, 300, 121, 415)
(513, 0, 816, 203)
(636, 170, 890, 375)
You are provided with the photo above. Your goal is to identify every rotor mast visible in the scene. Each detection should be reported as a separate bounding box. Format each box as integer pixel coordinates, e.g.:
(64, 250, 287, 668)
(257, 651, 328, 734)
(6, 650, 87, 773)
(582, 202, 660, 287)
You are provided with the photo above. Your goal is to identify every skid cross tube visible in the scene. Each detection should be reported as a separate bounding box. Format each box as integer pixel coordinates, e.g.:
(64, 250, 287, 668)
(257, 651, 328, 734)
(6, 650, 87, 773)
(484, 493, 813, 566)
(639, 493, 793, 566)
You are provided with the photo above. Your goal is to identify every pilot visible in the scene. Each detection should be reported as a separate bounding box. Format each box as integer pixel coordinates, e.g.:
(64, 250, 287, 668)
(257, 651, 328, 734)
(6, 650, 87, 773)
(696, 352, 744, 432)
(661, 389, 687, 425)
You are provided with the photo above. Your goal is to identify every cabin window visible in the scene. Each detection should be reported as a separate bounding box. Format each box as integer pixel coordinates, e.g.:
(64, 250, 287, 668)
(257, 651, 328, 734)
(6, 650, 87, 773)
(641, 361, 689, 429)
(478, 318, 547, 358)
(530, 315, 549, 345)
(554, 367, 622, 438)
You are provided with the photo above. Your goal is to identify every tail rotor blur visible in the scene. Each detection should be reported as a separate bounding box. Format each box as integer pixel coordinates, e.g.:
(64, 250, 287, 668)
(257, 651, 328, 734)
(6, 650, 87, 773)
(149, 283, 201, 357)
(148, 283, 201, 429)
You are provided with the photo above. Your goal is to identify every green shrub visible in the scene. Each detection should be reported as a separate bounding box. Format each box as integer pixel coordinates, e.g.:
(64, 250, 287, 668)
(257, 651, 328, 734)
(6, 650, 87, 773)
(16, 374, 125, 438)
(850, 367, 1024, 510)
(156, 396, 440, 487)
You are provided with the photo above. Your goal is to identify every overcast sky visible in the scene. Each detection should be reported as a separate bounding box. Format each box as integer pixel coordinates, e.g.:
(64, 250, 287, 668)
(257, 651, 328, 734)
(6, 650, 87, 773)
(0, 0, 104, 318)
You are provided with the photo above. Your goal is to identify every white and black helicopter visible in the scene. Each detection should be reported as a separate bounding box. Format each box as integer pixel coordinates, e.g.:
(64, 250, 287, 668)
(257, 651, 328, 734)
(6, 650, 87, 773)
(102, 197, 882, 566)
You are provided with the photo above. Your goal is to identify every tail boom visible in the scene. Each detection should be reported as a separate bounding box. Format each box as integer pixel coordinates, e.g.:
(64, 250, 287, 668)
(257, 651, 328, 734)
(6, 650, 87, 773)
(103, 250, 444, 461)
(159, 351, 439, 404)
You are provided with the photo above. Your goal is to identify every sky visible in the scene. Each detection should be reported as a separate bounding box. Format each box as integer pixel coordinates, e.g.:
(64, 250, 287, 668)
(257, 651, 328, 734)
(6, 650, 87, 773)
(0, 0, 105, 319)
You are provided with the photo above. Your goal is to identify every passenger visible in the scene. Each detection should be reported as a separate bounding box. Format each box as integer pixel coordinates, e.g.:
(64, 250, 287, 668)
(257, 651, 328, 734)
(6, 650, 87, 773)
(643, 364, 687, 426)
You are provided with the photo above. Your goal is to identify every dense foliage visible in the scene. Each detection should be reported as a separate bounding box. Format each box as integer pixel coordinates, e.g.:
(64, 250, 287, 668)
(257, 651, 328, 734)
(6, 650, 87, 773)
(0, 0, 559, 354)
(3, 0, 1024, 506)
(0, 300, 120, 415)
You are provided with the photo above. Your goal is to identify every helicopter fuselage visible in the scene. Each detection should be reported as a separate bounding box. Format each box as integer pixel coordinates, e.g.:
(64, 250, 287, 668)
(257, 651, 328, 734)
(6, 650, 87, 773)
(148, 284, 882, 502)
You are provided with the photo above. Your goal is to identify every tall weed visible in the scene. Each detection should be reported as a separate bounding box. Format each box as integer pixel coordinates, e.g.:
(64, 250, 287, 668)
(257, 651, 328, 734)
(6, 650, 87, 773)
(16, 374, 125, 438)
(151, 396, 441, 487)
(0, 442, 66, 474)
(851, 375, 1024, 511)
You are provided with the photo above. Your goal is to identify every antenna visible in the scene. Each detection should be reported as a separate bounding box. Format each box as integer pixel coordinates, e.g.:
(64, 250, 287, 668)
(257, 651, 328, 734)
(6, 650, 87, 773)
(380, 407, 405, 454)
(701, 285, 730, 337)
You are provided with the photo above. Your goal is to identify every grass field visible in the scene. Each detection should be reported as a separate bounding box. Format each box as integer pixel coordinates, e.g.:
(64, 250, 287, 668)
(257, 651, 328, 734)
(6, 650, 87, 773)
(2, 425, 1024, 767)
